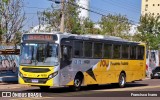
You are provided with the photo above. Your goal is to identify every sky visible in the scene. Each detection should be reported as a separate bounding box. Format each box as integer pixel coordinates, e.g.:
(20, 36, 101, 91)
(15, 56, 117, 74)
(23, 0, 142, 31)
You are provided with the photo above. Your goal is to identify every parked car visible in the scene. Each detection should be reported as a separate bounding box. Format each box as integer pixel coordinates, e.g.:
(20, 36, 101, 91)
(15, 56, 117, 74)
(150, 66, 160, 79)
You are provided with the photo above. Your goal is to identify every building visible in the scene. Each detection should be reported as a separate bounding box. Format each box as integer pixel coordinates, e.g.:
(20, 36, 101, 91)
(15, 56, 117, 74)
(77, 0, 90, 19)
(141, 0, 160, 16)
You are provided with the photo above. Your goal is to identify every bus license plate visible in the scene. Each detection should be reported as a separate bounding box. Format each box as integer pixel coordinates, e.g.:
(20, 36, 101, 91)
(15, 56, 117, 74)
(31, 79, 38, 83)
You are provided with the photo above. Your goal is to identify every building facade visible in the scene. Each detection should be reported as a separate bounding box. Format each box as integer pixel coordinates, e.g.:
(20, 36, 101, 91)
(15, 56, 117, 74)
(141, 0, 160, 16)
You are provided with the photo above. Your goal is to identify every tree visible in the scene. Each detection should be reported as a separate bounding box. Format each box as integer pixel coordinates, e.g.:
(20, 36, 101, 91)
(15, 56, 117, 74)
(64, 0, 81, 34)
(80, 18, 100, 34)
(137, 14, 160, 49)
(42, 0, 81, 34)
(0, 0, 25, 44)
(42, 0, 100, 34)
(99, 14, 131, 39)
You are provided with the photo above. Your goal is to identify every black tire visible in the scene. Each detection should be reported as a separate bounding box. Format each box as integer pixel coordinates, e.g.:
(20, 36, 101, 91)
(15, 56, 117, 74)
(118, 73, 126, 88)
(150, 74, 154, 79)
(131, 81, 135, 83)
(39, 86, 50, 91)
(73, 74, 83, 91)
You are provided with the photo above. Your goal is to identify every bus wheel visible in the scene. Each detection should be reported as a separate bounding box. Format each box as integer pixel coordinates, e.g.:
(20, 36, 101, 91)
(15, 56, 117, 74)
(73, 75, 83, 91)
(39, 86, 50, 91)
(119, 73, 126, 88)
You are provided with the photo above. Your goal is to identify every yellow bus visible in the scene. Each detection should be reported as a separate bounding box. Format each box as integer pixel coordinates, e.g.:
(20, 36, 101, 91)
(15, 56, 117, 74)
(19, 32, 146, 91)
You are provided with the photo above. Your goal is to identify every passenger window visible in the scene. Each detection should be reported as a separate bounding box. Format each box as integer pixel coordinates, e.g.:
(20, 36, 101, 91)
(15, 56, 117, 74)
(130, 46, 136, 59)
(137, 46, 144, 60)
(122, 45, 129, 59)
(84, 42, 92, 58)
(103, 44, 112, 58)
(113, 45, 121, 59)
(74, 41, 83, 57)
(94, 43, 102, 58)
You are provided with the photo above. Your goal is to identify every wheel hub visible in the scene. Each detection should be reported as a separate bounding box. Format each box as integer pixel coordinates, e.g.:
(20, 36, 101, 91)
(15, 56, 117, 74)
(120, 76, 125, 86)
(75, 79, 80, 87)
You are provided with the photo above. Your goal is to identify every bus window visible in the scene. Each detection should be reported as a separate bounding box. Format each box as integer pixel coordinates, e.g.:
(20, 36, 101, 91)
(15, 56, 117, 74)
(113, 44, 121, 59)
(62, 45, 72, 61)
(103, 44, 112, 59)
(122, 45, 129, 59)
(74, 41, 83, 57)
(84, 42, 92, 58)
(137, 46, 144, 60)
(130, 46, 136, 59)
(94, 43, 102, 58)
(36, 44, 46, 62)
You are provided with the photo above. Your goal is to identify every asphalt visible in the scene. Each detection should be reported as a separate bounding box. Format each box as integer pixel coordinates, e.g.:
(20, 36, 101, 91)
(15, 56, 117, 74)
(0, 77, 150, 90)
(0, 82, 29, 90)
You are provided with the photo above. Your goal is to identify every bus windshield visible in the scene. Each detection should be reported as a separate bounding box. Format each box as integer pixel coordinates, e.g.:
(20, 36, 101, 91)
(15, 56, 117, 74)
(20, 43, 58, 66)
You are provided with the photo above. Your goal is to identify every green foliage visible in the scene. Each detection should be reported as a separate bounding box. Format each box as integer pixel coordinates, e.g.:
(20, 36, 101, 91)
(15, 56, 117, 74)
(42, 2, 130, 36)
(99, 14, 131, 39)
(2, 0, 8, 3)
(64, 0, 81, 34)
(42, 0, 99, 34)
(137, 14, 160, 50)
(0, 0, 25, 44)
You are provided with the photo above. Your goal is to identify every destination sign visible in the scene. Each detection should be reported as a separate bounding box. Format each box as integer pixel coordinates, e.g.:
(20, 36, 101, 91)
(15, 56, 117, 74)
(23, 34, 57, 41)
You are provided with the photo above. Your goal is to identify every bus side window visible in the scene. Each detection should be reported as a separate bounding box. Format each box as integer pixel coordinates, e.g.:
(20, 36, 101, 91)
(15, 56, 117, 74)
(103, 44, 112, 59)
(130, 46, 136, 59)
(84, 42, 92, 58)
(94, 43, 102, 58)
(122, 45, 129, 59)
(113, 44, 121, 59)
(74, 41, 83, 57)
(137, 46, 144, 60)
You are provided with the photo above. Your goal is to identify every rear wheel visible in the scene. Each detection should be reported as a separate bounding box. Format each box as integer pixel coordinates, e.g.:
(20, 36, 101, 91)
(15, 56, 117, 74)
(118, 73, 126, 88)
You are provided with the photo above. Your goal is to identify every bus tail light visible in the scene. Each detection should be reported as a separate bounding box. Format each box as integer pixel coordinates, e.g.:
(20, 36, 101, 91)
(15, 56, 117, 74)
(48, 71, 58, 79)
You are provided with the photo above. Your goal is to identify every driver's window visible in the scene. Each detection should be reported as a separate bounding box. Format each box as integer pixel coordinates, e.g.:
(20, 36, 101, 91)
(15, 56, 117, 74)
(62, 45, 72, 61)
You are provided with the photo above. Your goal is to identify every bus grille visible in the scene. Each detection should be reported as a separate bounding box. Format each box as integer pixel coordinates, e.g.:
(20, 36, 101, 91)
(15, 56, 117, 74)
(23, 78, 48, 83)
(22, 68, 50, 73)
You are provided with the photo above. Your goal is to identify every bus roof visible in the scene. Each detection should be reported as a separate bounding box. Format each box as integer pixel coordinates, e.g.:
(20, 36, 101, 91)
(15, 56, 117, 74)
(23, 32, 145, 45)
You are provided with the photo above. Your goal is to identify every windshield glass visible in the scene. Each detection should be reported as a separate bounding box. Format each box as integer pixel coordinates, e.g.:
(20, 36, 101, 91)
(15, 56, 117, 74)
(20, 43, 58, 66)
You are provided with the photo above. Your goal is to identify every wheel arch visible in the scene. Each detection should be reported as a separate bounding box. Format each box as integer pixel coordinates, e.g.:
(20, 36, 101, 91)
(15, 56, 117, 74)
(75, 71, 84, 80)
(120, 70, 126, 76)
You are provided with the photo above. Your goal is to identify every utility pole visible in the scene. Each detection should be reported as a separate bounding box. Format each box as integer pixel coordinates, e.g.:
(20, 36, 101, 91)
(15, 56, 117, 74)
(60, 0, 65, 32)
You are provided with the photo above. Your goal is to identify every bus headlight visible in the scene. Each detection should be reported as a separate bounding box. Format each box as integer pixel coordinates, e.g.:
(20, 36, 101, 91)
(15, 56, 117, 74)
(48, 71, 58, 79)
(19, 71, 23, 78)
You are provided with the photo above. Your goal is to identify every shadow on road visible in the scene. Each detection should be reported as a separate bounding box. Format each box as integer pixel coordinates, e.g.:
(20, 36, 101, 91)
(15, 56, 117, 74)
(24, 82, 148, 93)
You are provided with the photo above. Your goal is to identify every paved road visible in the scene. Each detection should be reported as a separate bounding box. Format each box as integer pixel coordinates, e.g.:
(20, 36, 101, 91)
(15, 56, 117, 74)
(1, 79, 160, 100)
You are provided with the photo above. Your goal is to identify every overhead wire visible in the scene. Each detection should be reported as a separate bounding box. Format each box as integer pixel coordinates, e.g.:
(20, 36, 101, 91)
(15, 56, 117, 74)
(101, 0, 140, 14)
(23, 0, 140, 24)
(66, 0, 139, 24)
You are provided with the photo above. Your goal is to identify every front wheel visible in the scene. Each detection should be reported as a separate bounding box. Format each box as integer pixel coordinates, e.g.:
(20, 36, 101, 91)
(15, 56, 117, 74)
(72, 75, 83, 91)
(119, 73, 126, 88)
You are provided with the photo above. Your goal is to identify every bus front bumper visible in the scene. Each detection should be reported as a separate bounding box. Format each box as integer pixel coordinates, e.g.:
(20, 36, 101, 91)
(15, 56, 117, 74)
(18, 76, 54, 86)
